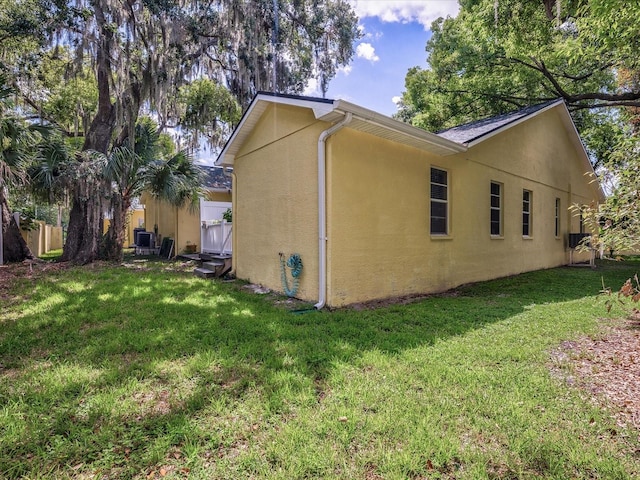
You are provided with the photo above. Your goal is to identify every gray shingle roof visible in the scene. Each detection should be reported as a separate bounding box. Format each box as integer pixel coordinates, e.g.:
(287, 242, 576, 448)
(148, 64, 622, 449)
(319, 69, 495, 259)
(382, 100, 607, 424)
(436, 100, 562, 145)
(202, 166, 232, 190)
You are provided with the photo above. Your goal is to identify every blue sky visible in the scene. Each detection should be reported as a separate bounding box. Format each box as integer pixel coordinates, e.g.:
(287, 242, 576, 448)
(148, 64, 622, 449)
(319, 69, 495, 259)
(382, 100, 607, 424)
(306, 0, 461, 116)
(199, 1, 460, 163)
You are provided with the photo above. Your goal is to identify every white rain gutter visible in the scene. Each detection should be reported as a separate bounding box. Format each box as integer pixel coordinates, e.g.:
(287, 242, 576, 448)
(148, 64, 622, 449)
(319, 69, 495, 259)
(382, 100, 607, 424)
(315, 112, 352, 310)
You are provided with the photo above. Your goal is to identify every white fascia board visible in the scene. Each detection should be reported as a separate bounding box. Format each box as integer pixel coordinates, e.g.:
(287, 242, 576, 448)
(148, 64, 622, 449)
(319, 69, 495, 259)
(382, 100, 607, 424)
(251, 94, 335, 118)
(250, 93, 337, 117)
(330, 99, 467, 155)
(215, 94, 335, 166)
(219, 153, 235, 167)
(216, 93, 467, 166)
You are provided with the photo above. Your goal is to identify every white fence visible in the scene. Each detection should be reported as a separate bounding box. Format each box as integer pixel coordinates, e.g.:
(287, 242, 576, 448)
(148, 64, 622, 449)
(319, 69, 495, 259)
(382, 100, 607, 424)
(200, 200, 232, 254)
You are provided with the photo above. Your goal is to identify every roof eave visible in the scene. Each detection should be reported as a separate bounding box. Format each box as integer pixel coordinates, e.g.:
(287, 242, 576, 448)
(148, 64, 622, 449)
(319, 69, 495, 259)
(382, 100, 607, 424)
(216, 93, 467, 166)
(329, 99, 466, 156)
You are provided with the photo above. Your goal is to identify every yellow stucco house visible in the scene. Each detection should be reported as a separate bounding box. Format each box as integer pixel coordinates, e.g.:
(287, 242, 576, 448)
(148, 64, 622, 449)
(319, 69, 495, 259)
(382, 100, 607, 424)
(217, 93, 604, 308)
(140, 166, 232, 256)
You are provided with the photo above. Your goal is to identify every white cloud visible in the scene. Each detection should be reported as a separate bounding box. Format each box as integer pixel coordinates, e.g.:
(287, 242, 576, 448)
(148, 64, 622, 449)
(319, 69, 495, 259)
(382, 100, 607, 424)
(392, 95, 402, 105)
(356, 42, 380, 62)
(303, 77, 320, 96)
(350, 0, 460, 29)
(340, 64, 353, 76)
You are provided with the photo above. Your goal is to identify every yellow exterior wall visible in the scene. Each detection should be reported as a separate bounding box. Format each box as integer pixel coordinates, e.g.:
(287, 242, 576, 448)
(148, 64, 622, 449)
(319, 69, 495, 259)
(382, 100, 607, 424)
(141, 194, 203, 255)
(176, 205, 201, 254)
(102, 209, 145, 247)
(127, 209, 145, 246)
(231, 103, 602, 306)
(232, 104, 323, 301)
(326, 108, 600, 306)
(205, 190, 232, 202)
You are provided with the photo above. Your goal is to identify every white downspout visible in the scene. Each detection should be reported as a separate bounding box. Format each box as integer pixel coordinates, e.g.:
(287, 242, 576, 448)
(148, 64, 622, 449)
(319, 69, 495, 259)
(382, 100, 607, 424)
(222, 167, 236, 274)
(315, 112, 352, 310)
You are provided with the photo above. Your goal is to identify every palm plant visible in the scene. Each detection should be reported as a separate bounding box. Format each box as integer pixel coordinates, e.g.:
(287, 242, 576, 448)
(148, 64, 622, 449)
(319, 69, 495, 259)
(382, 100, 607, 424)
(102, 119, 203, 261)
(0, 75, 39, 263)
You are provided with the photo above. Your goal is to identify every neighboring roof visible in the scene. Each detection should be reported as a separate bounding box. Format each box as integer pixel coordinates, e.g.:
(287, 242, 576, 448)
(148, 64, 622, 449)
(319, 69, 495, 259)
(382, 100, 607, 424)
(216, 92, 467, 166)
(436, 99, 564, 145)
(201, 165, 232, 191)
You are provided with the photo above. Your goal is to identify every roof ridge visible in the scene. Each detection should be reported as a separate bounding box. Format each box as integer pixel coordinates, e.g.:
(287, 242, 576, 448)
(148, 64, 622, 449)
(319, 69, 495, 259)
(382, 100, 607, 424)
(255, 91, 335, 104)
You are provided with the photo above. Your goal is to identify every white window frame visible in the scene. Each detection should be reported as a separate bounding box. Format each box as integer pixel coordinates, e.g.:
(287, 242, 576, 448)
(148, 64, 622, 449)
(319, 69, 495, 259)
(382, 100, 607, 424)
(430, 167, 449, 236)
(523, 189, 532, 237)
(490, 181, 503, 237)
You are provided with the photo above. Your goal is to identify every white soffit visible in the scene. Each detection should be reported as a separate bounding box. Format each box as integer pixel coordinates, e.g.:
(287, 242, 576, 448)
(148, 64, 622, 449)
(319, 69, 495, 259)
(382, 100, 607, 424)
(327, 100, 466, 156)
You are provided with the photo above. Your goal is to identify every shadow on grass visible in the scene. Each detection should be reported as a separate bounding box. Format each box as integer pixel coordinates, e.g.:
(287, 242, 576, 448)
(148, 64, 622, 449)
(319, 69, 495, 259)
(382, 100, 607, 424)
(0, 259, 637, 476)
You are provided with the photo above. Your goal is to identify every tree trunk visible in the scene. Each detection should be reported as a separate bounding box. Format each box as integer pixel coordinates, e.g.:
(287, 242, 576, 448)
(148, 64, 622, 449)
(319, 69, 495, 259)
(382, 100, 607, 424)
(102, 195, 129, 262)
(61, 186, 104, 264)
(1, 189, 33, 263)
(61, 2, 115, 264)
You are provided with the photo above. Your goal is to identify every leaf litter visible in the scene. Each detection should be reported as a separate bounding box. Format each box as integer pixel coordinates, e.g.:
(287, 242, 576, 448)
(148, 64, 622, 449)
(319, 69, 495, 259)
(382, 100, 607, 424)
(551, 316, 640, 433)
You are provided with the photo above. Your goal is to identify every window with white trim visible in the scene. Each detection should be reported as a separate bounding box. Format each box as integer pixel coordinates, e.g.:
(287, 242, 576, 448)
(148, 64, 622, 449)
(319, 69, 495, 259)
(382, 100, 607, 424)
(522, 190, 532, 237)
(555, 197, 560, 237)
(430, 167, 448, 235)
(490, 182, 502, 236)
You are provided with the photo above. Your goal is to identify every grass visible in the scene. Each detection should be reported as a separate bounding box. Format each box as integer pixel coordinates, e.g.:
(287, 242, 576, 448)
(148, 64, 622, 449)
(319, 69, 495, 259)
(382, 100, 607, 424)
(2, 257, 640, 479)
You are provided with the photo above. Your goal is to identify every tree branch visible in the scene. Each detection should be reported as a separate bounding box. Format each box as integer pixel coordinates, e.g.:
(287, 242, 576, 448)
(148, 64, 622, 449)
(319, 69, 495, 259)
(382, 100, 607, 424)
(508, 56, 640, 107)
(16, 86, 82, 138)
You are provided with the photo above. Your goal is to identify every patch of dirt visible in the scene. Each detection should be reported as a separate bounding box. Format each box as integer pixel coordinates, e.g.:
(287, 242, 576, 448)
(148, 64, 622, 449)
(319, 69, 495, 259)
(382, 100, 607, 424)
(551, 317, 640, 431)
(345, 290, 462, 311)
(0, 260, 71, 301)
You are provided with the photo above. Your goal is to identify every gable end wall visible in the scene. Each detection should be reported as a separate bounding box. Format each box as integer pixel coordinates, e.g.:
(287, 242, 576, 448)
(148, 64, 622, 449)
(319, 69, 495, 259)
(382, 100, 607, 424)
(232, 104, 326, 301)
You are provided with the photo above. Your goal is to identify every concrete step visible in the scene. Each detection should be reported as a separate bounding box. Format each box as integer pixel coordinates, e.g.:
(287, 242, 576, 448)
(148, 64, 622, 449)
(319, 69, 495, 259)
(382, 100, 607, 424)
(193, 254, 232, 279)
(200, 253, 232, 261)
(202, 261, 224, 270)
(194, 267, 218, 278)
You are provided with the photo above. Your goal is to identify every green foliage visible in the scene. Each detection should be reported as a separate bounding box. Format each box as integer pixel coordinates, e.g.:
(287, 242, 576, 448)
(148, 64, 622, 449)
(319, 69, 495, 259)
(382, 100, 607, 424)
(3, 0, 360, 144)
(179, 79, 241, 148)
(1, 0, 360, 263)
(7, 190, 67, 227)
(156, 132, 176, 159)
(573, 130, 640, 254)
(397, 0, 640, 143)
(0, 73, 56, 190)
(101, 118, 203, 260)
(37, 52, 98, 136)
(398, 0, 640, 255)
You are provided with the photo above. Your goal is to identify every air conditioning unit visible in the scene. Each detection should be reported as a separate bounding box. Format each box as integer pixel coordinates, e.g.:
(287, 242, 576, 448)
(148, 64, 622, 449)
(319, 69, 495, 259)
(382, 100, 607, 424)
(568, 233, 590, 249)
(133, 227, 146, 245)
(137, 232, 155, 248)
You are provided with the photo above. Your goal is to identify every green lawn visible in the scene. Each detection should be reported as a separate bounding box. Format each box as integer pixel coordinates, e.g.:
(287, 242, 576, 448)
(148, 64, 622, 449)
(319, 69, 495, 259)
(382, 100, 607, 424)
(1, 257, 640, 479)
